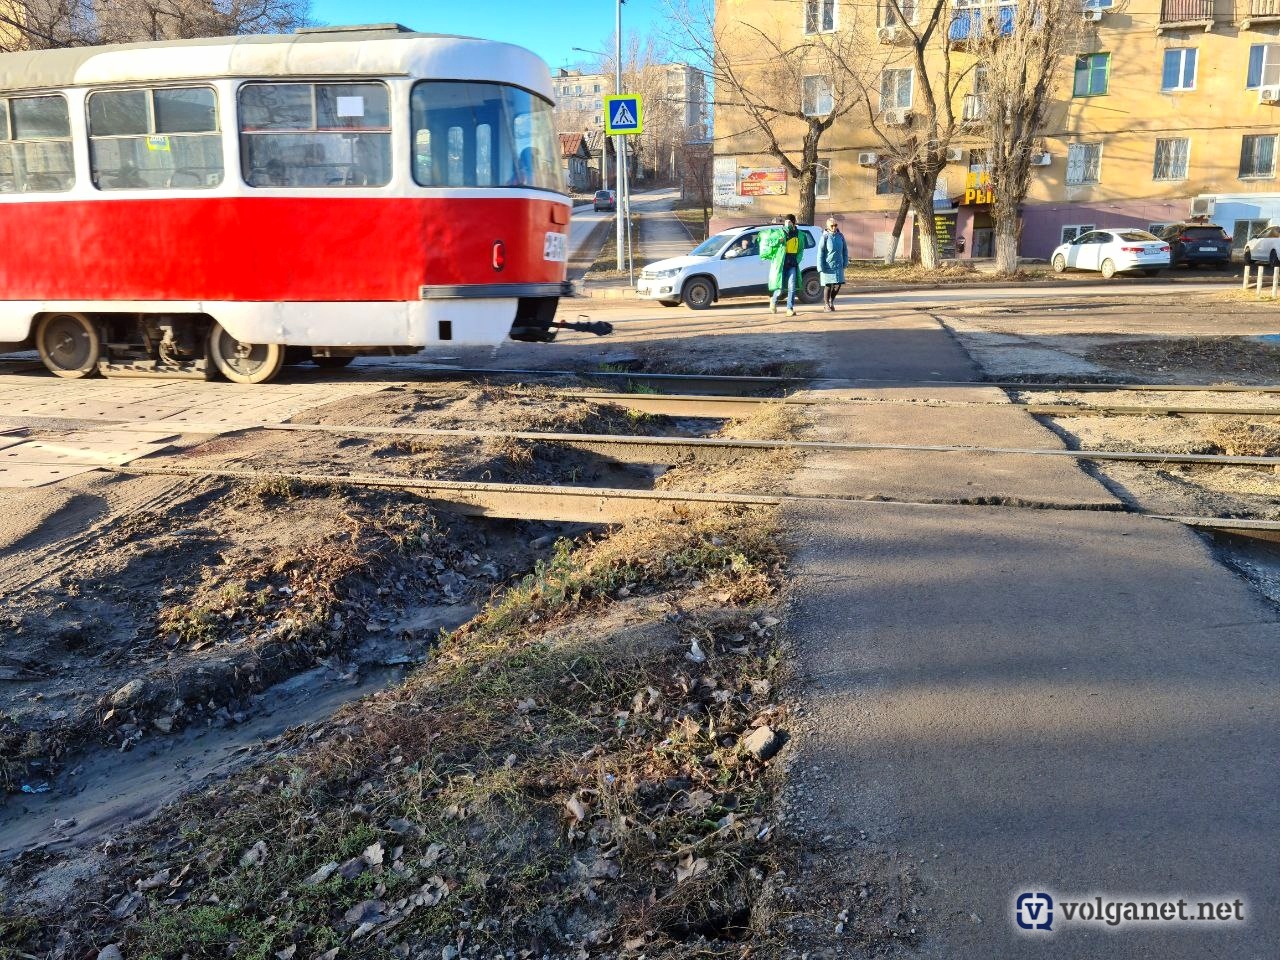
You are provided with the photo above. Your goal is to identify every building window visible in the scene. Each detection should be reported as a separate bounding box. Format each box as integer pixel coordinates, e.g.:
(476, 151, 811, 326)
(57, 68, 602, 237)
(1161, 48, 1196, 91)
(0, 94, 74, 193)
(805, 0, 837, 33)
(1061, 224, 1096, 244)
(879, 68, 914, 110)
(968, 148, 991, 173)
(882, 0, 917, 25)
(815, 158, 831, 198)
(1153, 137, 1189, 180)
(803, 75, 835, 116)
(1248, 44, 1280, 88)
(876, 157, 902, 194)
(1073, 53, 1110, 97)
(1240, 134, 1277, 178)
(1065, 142, 1102, 184)
(91, 86, 222, 191)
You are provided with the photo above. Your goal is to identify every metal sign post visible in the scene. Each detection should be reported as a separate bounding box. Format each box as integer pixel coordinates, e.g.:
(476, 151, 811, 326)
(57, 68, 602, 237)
(604, 94, 643, 283)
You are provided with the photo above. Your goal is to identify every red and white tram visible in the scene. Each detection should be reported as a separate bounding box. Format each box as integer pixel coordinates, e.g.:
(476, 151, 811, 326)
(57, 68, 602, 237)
(0, 24, 603, 384)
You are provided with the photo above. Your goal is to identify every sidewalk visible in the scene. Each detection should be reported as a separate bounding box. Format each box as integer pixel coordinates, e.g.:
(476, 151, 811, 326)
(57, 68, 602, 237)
(781, 315, 1280, 955)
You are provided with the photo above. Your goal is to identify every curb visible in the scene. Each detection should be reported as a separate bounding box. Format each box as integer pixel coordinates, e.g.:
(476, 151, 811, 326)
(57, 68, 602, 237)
(571, 274, 1239, 302)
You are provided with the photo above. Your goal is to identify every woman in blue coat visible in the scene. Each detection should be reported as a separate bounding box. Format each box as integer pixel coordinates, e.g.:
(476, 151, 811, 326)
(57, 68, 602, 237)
(817, 217, 850, 312)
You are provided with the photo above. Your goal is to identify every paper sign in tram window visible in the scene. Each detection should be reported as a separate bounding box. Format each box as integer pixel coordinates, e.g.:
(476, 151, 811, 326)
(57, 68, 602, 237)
(336, 97, 365, 118)
(146, 136, 171, 152)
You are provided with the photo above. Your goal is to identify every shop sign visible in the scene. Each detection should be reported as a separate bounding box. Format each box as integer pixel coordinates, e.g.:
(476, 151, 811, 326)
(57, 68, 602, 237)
(714, 157, 753, 207)
(934, 212, 958, 258)
(964, 171, 994, 205)
(739, 167, 788, 196)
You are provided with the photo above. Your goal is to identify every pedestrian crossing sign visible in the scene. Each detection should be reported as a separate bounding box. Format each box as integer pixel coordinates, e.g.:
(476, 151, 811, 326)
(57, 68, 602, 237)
(604, 94, 643, 135)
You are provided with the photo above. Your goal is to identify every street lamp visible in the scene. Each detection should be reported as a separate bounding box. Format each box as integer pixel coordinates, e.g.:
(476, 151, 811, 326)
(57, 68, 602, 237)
(573, 0, 628, 276)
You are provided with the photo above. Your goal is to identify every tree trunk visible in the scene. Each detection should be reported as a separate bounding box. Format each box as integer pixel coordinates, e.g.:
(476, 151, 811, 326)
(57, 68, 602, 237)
(994, 218, 1019, 274)
(911, 196, 941, 270)
(885, 195, 911, 265)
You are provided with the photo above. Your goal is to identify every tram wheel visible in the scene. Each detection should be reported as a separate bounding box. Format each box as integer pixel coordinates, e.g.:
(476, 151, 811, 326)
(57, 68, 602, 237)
(37, 312, 100, 379)
(206, 322, 284, 384)
(313, 355, 354, 370)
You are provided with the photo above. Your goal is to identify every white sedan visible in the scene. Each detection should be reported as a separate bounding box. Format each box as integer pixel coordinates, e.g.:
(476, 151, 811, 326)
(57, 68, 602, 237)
(1051, 229, 1171, 278)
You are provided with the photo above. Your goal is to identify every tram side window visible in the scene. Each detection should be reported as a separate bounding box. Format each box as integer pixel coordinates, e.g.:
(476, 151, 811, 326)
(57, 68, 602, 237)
(88, 87, 222, 191)
(411, 81, 563, 192)
(0, 95, 74, 194)
(239, 82, 392, 188)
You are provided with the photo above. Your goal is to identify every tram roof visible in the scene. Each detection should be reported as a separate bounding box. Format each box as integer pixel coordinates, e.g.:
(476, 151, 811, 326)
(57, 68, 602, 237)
(0, 27, 552, 96)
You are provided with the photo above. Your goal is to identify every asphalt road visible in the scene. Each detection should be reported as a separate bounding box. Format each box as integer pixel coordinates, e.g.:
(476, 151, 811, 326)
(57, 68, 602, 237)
(782, 309, 1280, 956)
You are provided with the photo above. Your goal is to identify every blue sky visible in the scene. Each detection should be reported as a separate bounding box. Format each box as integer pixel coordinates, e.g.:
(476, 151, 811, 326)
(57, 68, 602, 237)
(311, 0, 669, 74)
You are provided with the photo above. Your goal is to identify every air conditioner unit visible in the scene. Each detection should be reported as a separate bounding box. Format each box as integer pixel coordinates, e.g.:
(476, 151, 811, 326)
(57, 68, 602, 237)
(881, 108, 909, 126)
(1082, 7, 1103, 21)
(1031, 151, 1052, 166)
(1189, 196, 1216, 217)
(877, 25, 902, 43)
(945, 147, 964, 162)
(858, 151, 880, 166)
(1260, 85, 1280, 103)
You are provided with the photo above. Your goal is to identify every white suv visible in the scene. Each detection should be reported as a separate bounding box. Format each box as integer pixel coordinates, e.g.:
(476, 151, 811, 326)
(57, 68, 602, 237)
(636, 224, 825, 309)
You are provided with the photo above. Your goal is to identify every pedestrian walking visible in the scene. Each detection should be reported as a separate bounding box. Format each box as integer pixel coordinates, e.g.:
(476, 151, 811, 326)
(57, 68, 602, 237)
(817, 217, 849, 312)
(760, 213, 802, 316)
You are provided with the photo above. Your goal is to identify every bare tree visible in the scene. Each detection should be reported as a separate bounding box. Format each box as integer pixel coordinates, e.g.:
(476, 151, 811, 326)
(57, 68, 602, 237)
(965, 0, 1084, 273)
(847, 0, 973, 269)
(1, 0, 310, 51)
(667, 0, 863, 225)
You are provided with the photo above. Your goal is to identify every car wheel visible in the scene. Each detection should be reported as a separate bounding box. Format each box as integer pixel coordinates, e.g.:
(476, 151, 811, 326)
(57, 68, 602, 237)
(799, 271, 823, 304)
(682, 277, 714, 310)
(1270, 250, 1279, 267)
(1052, 254, 1067, 274)
(1244, 249, 1255, 266)
(1100, 258, 1117, 279)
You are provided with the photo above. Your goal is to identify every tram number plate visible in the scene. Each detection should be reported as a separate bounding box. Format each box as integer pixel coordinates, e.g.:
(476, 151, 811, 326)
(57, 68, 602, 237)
(543, 232, 568, 262)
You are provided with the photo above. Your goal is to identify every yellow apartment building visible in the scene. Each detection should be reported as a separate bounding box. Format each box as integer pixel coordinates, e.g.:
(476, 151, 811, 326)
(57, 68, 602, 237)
(713, 0, 1280, 260)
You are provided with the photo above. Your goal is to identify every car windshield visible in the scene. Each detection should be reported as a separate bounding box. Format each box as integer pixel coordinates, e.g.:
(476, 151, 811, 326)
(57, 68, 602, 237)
(691, 233, 736, 257)
(1118, 231, 1159, 241)
(1181, 227, 1224, 238)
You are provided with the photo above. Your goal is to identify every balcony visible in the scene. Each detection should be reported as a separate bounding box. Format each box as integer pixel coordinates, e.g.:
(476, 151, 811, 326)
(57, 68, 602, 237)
(1243, 0, 1280, 27)
(1156, 0, 1214, 32)
(961, 94, 988, 122)
(948, 1, 1016, 45)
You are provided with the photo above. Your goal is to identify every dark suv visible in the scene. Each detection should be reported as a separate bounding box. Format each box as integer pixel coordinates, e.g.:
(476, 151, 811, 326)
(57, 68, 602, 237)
(1156, 221, 1232, 268)
(593, 189, 616, 212)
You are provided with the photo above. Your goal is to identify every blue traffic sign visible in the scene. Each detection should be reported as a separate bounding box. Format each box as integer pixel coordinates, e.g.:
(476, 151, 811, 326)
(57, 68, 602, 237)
(603, 94, 644, 135)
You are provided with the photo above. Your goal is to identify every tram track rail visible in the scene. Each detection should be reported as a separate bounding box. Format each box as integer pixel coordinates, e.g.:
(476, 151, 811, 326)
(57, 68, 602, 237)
(11, 417, 1280, 469)
(99, 461, 1280, 539)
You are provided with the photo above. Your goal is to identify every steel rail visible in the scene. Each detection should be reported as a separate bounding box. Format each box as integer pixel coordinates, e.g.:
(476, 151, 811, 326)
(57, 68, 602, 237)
(99, 462, 1280, 535)
(12, 417, 1280, 468)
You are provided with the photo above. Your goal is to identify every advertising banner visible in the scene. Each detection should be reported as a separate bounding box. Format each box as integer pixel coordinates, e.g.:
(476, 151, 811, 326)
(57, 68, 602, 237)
(738, 167, 788, 196)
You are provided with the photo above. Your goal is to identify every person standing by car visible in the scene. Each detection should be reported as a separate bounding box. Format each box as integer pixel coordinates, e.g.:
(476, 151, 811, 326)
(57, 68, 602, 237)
(761, 214, 802, 316)
(817, 218, 849, 311)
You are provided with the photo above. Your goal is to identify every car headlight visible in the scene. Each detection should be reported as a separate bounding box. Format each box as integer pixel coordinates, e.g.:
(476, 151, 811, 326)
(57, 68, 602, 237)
(649, 268, 681, 279)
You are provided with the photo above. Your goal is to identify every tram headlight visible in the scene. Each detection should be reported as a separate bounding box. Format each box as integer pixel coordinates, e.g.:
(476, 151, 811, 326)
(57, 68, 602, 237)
(492, 240, 506, 271)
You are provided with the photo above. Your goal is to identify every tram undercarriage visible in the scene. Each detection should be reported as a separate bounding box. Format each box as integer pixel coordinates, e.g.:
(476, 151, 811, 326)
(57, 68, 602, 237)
(34, 312, 425, 384)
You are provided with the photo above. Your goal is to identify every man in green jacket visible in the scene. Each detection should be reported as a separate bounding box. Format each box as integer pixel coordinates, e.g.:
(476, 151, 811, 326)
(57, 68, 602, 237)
(759, 214, 802, 316)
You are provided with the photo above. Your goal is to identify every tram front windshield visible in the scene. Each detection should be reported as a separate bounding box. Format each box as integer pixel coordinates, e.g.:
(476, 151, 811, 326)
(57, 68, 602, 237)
(411, 81, 563, 192)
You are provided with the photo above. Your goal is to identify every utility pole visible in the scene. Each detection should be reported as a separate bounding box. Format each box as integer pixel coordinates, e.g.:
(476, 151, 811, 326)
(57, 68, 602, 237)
(614, 0, 625, 272)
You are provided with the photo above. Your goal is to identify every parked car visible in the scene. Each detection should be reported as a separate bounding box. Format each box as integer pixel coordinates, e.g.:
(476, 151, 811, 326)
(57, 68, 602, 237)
(635, 224, 824, 309)
(593, 189, 616, 212)
(1156, 221, 1232, 268)
(1050, 229, 1171, 278)
(1243, 224, 1280, 265)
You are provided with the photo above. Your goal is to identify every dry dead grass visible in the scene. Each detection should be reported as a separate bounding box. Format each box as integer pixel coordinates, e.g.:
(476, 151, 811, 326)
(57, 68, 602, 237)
(1208, 420, 1280, 457)
(6, 509, 793, 960)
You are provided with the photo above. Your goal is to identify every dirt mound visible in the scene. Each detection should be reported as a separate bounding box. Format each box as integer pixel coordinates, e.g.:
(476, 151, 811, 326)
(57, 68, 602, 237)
(1208, 419, 1280, 457)
(1086, 336, 1280, 381)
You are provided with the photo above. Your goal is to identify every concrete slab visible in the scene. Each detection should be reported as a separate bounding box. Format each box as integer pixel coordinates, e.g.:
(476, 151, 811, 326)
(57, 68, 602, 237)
(784, 501, 1280, 956)
(0, 461, 97, 487)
